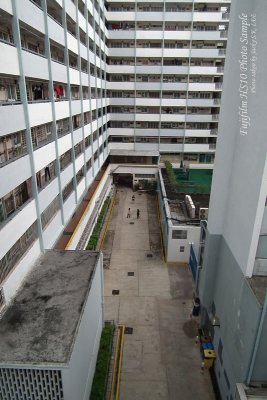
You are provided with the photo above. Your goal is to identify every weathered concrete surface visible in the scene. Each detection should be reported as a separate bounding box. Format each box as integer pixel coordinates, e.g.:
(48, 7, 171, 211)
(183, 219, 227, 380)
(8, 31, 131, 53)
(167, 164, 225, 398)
(0, 251, 99, 365)
(103, 188, 215, 400)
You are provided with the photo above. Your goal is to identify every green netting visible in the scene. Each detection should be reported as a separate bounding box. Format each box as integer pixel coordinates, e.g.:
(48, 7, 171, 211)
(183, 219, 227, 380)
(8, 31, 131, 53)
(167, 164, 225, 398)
(174, 169, 213, 194)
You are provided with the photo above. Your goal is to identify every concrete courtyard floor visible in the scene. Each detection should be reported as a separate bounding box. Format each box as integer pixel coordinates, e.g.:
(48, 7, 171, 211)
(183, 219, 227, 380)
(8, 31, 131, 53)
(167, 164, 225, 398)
(102, 187, 215, 400)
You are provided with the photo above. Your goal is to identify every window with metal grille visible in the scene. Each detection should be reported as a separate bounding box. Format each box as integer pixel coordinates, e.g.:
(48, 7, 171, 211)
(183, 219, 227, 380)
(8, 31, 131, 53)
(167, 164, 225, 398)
(41, 196, 60, 229)
(62, 180, 74, 202)
(0, 222, 38, 285)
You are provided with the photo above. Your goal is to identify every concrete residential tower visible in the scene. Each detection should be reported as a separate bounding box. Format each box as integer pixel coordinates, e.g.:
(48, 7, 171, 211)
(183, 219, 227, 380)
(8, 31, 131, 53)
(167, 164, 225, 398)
(198, 0, 267, 398)
(0, 0, 230, 307)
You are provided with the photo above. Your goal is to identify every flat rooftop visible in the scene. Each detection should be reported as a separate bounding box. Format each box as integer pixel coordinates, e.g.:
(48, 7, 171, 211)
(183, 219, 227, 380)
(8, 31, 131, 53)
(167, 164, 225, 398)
(0, 250, 99, 366)
(168, 193, 210, 225)
(247, 275, 267, 305)
(161, 168, 210, 225)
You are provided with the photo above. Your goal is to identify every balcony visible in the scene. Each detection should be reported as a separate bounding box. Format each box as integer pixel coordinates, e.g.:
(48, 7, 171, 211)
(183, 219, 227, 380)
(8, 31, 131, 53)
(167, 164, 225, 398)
(47, 0, 63, 26)
(57, 117, 70, 138)
(0, 10, 14, 46)
(50, 41, 65, 65)
(0, 76, 21, 106)
(36, 161, 57, 192)
(17, 0, 45, 34)
(31, 122, 53, 149)
(0, 130, 27, 166)
(0, 180, 32, 229)
(20, 24, 45, 57)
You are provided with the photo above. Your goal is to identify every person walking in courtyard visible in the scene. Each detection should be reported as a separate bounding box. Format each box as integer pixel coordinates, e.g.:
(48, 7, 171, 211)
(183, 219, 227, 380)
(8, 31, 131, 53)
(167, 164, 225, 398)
(137, 209, 140, 219)
(127, 208, 131, 218)
(132, 194, 135, 201)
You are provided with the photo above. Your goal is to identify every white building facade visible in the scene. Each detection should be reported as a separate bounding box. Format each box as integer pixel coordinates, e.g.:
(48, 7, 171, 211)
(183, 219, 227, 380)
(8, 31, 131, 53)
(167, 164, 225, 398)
(198, 0, 267, 398)
(106, 0, 230, 163)
(0, 0, 230, 309)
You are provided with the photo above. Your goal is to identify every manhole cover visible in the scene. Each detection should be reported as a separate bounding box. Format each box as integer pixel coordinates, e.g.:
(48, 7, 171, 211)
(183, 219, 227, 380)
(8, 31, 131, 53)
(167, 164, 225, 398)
(112, 290, 120, 295)
(128, 272, 134, 276)
(125, 327, 133, 334)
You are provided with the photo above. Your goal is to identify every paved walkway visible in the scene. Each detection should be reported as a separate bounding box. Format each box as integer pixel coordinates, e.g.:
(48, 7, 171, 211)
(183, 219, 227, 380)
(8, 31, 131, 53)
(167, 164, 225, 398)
(103, 187, 215, 400)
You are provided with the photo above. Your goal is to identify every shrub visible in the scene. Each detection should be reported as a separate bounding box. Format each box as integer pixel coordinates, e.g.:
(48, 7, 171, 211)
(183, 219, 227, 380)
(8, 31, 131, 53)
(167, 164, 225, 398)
(90, 324, 114, 400)
(86, 197, 111, 250)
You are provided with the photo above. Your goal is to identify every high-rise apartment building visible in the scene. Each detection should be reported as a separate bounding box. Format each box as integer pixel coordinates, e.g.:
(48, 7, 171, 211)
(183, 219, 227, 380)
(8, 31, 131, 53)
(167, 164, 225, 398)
(0, 0, 230, 309)
(198, 0, 267, 398)
(106, 0, 230, 164)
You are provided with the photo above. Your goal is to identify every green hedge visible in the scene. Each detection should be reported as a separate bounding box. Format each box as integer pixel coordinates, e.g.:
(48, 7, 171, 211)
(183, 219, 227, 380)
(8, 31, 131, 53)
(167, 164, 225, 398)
(90, 324, 114, 400)
(86, 196, 111, 250)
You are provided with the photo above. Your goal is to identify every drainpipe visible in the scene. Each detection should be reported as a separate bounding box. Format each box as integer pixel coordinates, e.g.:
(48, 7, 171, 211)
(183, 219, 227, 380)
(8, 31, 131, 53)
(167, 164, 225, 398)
(246, 293, 267, 384)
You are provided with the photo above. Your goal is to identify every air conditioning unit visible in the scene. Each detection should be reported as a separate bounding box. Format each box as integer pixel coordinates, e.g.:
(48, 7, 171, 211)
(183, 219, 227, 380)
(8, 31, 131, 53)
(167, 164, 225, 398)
(199, 207, 209, 220)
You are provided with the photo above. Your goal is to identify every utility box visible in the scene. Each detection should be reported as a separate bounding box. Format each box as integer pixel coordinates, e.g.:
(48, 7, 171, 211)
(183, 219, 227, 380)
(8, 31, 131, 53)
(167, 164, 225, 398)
(203, 349, 216, 368)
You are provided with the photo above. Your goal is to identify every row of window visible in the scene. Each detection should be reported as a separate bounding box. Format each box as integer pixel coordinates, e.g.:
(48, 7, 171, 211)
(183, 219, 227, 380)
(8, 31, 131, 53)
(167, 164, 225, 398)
(0, 222, 38, 285)
(109, 136, 216, 144)
(0, 137, 107, 226)
(163, 152, 215, 163)
(0, 14, 107, 77)
(0, 110, 107, 165)
(109, 121, 217, 129)
(0, 76, 106, 105)
(107, 21, 228, 31)
(108, 75, 221, 83)
(0, 181, 31, 224)
(110, 106, 220, 114)
(106, 3, 228, 13)
(108, 58, 223, 67)
(29, 0, 105, 42)
(108, 91, 217, 99)
(108, 40, 226, 49)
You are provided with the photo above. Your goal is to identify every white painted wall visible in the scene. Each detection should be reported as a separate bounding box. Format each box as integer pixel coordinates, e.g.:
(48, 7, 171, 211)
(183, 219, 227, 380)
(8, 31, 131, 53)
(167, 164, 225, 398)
(206, 0, 267, 277)
(0, 43, 20, 76)
(0, 105, 26, 136)
(61, 258, 103, 400)
(42, 212, 63, 249)
(167, 224, 201, 263)
(17, 0, 45, 34)
(0, 200, 37, 260)
(0, 154, 31, 197)
(2, 241, 41, 305)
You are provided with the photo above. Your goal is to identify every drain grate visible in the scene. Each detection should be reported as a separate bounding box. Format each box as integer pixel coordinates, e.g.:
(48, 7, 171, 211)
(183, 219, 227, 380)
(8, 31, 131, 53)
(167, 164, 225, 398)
(130, 222, 134, 225)
(125, 327, 133, 334)
(112, 290, 120, 295)
(128, 272, 134, 276)
(146, 253, 153, 258)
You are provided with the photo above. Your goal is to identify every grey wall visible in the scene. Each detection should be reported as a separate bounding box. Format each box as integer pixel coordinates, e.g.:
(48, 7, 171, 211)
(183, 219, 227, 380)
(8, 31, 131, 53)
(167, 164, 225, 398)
(207, 0, 267, 276)
(251, 307, 267, 382)
(199, 233, 262, 399)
